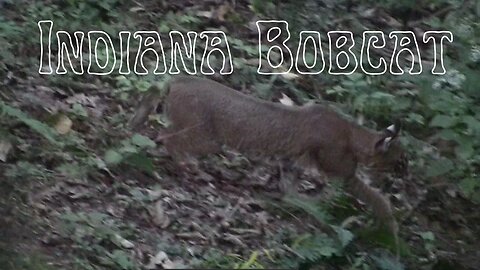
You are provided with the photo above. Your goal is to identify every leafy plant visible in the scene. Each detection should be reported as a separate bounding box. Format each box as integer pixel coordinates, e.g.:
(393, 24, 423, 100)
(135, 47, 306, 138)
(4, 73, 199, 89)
(60, 211, 138, 270)
(233, 251, 265, 269)
(104, 133, 156, 173)
(0, 101, 59, 144)
(292, 232, 351, 262)
(371, 253, 405, 270)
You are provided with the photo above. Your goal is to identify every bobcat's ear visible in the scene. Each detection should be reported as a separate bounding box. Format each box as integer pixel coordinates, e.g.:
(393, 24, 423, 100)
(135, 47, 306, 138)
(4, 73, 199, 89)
(375, 121, 401, 152)
(278, 93, 294, 106)
(385, 120, 401, 138)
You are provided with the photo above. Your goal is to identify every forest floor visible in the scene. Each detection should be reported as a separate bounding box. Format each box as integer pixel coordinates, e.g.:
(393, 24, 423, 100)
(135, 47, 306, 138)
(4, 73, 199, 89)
(1, 0, 479, 269)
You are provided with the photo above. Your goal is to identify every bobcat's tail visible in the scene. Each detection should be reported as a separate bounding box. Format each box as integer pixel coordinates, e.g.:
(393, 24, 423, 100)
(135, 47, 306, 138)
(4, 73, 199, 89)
(129, 79, 171, 131)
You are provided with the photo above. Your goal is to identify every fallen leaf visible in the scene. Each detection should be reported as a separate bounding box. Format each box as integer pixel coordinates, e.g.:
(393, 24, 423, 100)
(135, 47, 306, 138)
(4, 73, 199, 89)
(113, 233, 135, 249)
(0, 140, 12, 162)
(196, 10, 213, 18)
(223, 233, 246, 247)
(54, 114, 72, 134)
(215, 3, 232, 21)
(146, 188, 164, 201)
(176, 232, 207, 241)
(145, 251, 174, 269)
(104, 150, 123, 165)
(150, 201, 170, 228)
(280, 71, 299, 80)
(131, 133, 156, 148)
(67, 186, 90, 200)
(360, 8, 377, 18)
(129, 6, 145, 12)
(65, 93, 98, 107)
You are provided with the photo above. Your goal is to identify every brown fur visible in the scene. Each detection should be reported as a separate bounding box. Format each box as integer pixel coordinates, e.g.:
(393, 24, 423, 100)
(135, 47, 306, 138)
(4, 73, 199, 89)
(130, 76, 406, 235)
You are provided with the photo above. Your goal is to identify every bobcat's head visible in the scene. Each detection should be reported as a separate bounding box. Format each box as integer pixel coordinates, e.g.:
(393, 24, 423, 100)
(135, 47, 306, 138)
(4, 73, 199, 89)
(367, 122, 408, 176)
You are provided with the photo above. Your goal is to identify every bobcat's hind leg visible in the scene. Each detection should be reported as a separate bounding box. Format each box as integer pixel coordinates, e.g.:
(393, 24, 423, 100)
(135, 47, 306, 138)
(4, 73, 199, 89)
(162, 126, 222, 175)
(279, 152, 324, 199)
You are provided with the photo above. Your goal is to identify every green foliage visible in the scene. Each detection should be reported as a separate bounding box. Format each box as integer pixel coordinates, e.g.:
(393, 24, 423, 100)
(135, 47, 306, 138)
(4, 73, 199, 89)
(104, 134, 156, 173)
(60, 211, 138, 269)
(358, 226, 411, 257)
(0, 250, 54, 270)
(0, 16, 23, 68)
(0, 102, 98, 181)
(0, 101, 59, 144)
(250, 0, 276, 15)
(459, 178, 480, 203)
(374, 0, 454, 13)
(371, 254, 405, 270)
(233, 251, 265, 269)
(282, 196, 333, 223)
(196, 249, 239, 269)
(197, 249, 275, 269)
(4, 161, 50, 181)
(292, 232, 352, 262)
(418, 73, 480, 201)
(27, 0, 125, 30)
(419, 231, 436, 253)
(280, 194, 356, 267)
(1, 0, 479, 268)
(323, 54, 480, 204)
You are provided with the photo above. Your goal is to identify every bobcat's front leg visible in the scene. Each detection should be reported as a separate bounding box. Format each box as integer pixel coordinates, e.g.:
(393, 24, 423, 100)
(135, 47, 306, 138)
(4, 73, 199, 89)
(344, 174, 399, 253)
(278, 158, 304, 197)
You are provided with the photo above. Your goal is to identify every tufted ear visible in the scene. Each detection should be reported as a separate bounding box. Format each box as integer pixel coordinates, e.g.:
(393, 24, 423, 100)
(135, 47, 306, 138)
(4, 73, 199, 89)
(375, 121, 401, 152)
(278, 93, 295, 106)
(385, 120, 401, 138)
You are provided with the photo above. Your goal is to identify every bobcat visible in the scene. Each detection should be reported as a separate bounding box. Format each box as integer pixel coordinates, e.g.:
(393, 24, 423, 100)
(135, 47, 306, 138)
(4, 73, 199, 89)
(130, 76, 408, 236)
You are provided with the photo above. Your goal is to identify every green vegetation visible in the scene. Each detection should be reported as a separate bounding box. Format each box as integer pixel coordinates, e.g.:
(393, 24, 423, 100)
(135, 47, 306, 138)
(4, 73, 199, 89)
(0, 0, 479, 269)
